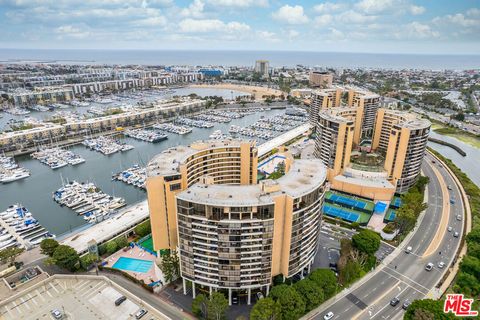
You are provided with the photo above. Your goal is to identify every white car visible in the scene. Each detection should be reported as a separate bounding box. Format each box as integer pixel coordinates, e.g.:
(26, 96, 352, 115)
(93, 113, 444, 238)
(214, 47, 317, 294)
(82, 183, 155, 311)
(324, 311, 334, 320)
(405, 246, 412, 254)
(51, 309, 62, 319)
(425, 262, 434, 271)
(438, 261, 445, 269)
(448, 226, 453, 232)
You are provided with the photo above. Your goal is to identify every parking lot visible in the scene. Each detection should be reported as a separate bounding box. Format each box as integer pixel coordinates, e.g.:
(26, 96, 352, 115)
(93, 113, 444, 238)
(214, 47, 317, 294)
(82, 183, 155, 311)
(0, 275, 168, 320)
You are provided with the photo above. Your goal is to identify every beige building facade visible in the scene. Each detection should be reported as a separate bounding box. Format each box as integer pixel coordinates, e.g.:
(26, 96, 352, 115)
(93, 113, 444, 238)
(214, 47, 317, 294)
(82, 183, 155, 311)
(309, 71, 333, 88)
(146, 140, 327, 304)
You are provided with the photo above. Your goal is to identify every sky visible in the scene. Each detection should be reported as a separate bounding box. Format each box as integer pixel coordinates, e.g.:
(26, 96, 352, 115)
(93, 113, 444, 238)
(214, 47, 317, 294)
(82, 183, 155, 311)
(0, 0, 479, 54)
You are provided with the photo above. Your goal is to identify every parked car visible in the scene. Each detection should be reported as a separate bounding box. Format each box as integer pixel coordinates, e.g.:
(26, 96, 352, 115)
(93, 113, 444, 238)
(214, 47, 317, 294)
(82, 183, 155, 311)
(324, 311, 334, 320)
(256, 292, 264, 300)
(135, 309, 148, 319)
(425, 262, 434, 271)
(115, 296, 126, 306)
(51, 309, 62, 319)
(390, 297, 400, 306)
(232, 292, 239, 305)
(402, 300, 411, 310)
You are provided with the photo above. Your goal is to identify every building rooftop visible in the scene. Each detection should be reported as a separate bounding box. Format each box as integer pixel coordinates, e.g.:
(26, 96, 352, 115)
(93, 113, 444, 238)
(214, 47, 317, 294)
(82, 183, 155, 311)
(176, 158, 327, 206)
(147, 139, 252, 177)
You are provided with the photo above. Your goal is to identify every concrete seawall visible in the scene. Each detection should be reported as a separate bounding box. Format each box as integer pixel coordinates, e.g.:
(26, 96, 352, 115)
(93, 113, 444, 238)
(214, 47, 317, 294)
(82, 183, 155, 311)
(428, 137, 466, 156)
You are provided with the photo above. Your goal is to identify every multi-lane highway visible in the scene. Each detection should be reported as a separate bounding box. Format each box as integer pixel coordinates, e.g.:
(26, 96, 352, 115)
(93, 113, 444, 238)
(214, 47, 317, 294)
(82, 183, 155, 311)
(306, 151, 465, 320)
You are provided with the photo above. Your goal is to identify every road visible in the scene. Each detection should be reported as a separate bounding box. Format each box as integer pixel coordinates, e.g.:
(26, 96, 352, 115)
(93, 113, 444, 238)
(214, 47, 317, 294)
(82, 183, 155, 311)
(306, 152, 465, 320)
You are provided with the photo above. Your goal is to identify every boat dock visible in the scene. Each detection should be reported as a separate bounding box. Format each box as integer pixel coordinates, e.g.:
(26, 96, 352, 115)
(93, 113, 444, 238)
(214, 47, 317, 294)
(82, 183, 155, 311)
(53, 181, 127, 224)
(112, 165, 146, 189)
(0, 205, 55, 250)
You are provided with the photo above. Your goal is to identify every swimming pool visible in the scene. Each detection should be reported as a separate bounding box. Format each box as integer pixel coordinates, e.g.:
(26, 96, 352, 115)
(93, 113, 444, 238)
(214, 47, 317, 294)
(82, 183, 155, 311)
(112, 257, 154, 273)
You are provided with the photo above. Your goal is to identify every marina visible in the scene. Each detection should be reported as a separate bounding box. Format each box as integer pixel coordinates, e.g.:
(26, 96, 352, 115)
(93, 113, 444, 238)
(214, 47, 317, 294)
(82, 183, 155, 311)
(82, 136, 135, 155)
(152, 122, 192, 135)
(124, 129, 168, 143)
(0, 155, 30, 183)
(112, 164, 146, 190)
(0, 204, 55, 250)
(53, 181, 127, 224)
(31, 147, 85, 169)
(0, 107, 287, 236)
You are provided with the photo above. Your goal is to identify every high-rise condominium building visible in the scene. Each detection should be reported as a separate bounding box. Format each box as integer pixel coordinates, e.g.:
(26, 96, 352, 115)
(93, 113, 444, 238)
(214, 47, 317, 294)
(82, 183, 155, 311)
(254, 60, 270, 78)
(347, 89, 381, 145)
(309, 71, 333, 88)
(373, 109, 430, 193)
(310, 89, 430, 194)
(309, 88, 342, 127)
(146, 140, 327, 304)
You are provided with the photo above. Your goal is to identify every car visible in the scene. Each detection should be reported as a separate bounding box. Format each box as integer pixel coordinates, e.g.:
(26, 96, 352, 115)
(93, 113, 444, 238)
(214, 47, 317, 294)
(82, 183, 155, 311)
(454, 231, 459, 238)
(402, 300, 411, 310)
(323, 311, 334, 320)
(447, 185, 452, 190)
(405, 246, 412, 254)
(135, 309, 148, 319)
(115, 295, 126, 306)
(432, 160, 436, 164)
(256, 292, 264, 300)
(51, 309, 62, 319)
(232, 292, 239, 305)
(450, 199, 455, 204)
(425, 262, 434, 271)
(438, 261, 445, 269)
(390, 297, 400, 306)
(456, 215, 462, 221)
(448, 226, 453, 232)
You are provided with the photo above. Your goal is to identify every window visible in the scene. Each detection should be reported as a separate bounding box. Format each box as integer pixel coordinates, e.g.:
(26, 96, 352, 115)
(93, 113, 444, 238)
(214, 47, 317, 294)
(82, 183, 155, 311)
(170, 183, 181, 191)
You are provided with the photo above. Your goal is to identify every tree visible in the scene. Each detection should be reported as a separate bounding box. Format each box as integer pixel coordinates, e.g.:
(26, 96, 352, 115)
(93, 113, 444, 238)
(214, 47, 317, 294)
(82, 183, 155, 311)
(51, 245, 79, 271)
(80, 253, 99, 270)
(459, 255, 480, 279)
(159, 250, 180, 283)
(192, 293, 208, 319)
(105, 241, 118, 254)
(340, 260, 364, 286)
(115, 236, 128, 249)
(40, 238, 59, 257)
(0, 247, 25, 266)
(454, 271, 480, 297)
(293, 279, 324, 311)
(404, 299, 456, 320)
(308, 269, 338, 298)
(352, 229, 380, 255)
(207, 292, 228, 320)
(269, 284, 306, 320)
(134, 220, 151, 237)
(250, 297, 281, 320)
(395, 206, 417, 234)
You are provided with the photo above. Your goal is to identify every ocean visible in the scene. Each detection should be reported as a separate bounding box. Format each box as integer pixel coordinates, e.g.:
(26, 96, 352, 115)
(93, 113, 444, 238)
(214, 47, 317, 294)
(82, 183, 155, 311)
(0, 49, 479, 70)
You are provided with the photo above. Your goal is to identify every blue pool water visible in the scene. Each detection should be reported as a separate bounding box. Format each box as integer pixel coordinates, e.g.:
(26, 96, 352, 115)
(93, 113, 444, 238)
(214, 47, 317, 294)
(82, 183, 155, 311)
(112, 257, 154, 273)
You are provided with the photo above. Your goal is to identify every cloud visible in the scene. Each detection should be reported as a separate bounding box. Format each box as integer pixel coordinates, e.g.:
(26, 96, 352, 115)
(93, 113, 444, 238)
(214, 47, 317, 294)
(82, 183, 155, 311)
(272, 5, 309, 25)
(257, 30, 279, 42)
(54, 25, 90, 39)
(132, 16, 167, 27)
(180, 0, 204, 18)
(355, 0, 398, 14)
(409, 5, 425, 15)
(433, 13, 480, 28)
(207, 0, 268, 8)
(178, 18, 250, 33)
(398, 21, 439, 39)
(314, 14, 333, 27)
(313, 2, 344, 13)
(337, 10, 376, 24)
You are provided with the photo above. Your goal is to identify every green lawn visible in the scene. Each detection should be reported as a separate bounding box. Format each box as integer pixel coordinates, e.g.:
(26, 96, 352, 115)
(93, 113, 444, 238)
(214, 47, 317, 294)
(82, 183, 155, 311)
(138, 235, 154, 252)
(432, 121, 480, 149)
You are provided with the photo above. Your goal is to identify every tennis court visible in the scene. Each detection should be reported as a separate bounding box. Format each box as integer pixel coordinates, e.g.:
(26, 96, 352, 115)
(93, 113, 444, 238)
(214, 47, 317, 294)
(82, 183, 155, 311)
(391, 196, 402, 209)
(384, 209, 397, 222)
(326, 191, 375, 212)
(257, 155, 286, 175)
(138, 235, 154, 252)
